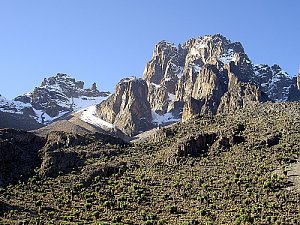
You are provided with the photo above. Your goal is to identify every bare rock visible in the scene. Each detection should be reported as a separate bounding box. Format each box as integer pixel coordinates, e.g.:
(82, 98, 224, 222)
(96, 77, 153, 136)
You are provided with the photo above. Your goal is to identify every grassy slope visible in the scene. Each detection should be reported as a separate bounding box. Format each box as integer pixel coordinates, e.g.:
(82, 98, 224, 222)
(0, 102, 300, 224)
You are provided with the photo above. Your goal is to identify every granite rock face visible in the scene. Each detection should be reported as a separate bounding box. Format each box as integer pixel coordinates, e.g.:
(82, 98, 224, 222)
(96, 77, 153, 136)
(142, 34, 268, 122)
(96, 34, 299, 134)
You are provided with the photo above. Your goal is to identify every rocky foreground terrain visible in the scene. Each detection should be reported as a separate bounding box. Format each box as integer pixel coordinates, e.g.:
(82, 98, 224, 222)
(0, 101, 299, 224)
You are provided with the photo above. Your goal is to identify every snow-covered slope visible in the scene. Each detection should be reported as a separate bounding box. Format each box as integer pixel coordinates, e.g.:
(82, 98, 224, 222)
(0, 94, 31, 114)
(0, 73, 110, 128)
(151, 110, 180, 126)
(253, 64, 294, 102)
(80, 105, 115, 130)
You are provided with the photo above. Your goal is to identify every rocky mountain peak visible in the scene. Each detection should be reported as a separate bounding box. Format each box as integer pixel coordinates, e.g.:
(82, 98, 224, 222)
(182, 34, 245, 67)
(96, 34, 299, 135)
(16, 73, 110, 118)
(143, 41, 181, 85)
(0, 73, 110, 129)
(36, 73, 105, 99)
(96, 77, 152, 136)
(1, 34, 299, 136)
(253, 64, 294, 102)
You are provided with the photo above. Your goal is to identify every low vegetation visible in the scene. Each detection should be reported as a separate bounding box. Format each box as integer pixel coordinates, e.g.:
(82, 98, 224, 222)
(0, 102, 300, 224)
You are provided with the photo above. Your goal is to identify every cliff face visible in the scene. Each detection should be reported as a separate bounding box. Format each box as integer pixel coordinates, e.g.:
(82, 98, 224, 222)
(143, 35, 269, 122)
(96, 77, 152, 136)
(97, 34, 299, 134)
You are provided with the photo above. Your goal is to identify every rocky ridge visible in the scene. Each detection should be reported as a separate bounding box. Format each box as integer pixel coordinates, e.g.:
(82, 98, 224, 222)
(0, 128, 126, 186)
(0, 73, 110, 130)
(96, 34, 300, 136)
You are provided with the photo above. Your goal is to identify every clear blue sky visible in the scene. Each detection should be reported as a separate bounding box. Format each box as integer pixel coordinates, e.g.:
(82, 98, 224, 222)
(0, 0, 299, 99)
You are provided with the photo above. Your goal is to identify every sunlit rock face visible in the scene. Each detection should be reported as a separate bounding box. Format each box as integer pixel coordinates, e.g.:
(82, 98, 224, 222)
(95, 34, 300, 133)
(96, 77, 152, 136)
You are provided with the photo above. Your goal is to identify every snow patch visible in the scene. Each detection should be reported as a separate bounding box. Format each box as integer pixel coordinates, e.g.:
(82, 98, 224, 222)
(197, 43, 207, 49)
(177, 67, 184, 78)
(120, 76, 137, 83)
(151, 110, 180, 125)
(72, 96, 108, 112)
(151, 83, 161, 88)
(32, 109, 69, 124)
(80, 105, 115, 129)
(218, 49, 235, 64)
(191, 64, 201, 73)
(168, 93, 176, 101)
(0, 96, 31, 114)
(190, 47, 200, 56)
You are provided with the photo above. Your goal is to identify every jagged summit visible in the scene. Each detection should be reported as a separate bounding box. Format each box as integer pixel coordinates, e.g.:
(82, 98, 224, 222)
(96, 34, 300, 136)
(118, 76, 139, 84)
(1, 34, 299, 135)
(253, 64, 294, 102)
(38, 73, 105, 98)
(0, 73, 110, 129)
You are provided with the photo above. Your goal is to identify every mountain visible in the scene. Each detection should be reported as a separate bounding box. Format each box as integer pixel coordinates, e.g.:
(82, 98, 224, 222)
(253, 64, 295, 102)
(1, 101, 300, 224)
(1, 35, 299, 136)
(96, 34, 300, 136)
(0, 94, 43, 130)
(0, 73, 110, 130)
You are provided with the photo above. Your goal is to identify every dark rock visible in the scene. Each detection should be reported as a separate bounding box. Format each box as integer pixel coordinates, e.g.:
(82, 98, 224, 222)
(39, 149, 82, 178)
(253, 64, 295, 102)
(173, 133, 217, 158)
(0, 111, 43, 131)
(0, 129, 45, 185)
(81, 162, 127, 186)
(38, 131, 126, 178)
(265, 133, 281, 147)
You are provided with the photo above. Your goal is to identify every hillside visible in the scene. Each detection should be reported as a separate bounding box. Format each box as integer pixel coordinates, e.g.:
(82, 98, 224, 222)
(0, 101, 299, 224)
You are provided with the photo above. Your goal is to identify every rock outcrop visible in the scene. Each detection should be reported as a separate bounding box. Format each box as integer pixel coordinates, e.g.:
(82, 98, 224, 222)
(0, 127, 127, 184)
(39, 131, 126, 178)
(96, 77, 153, 136)
(0, 129, 45, 185)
